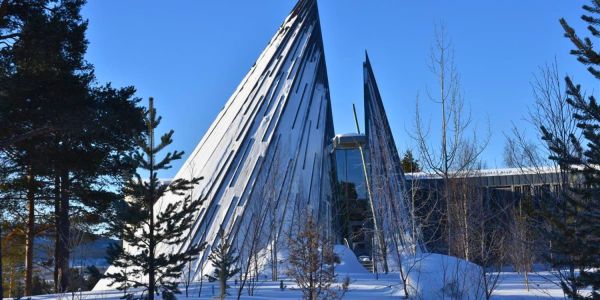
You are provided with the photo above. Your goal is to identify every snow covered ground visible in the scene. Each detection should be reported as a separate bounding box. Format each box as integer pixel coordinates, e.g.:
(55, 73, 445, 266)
(18, 246, 569, 299)
(15, 271, 568, 300)
(493, 272, 567, 299)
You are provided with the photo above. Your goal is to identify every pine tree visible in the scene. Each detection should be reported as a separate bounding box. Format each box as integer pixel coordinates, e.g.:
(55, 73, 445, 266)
(401, 150, 421, 173)
(0, 0, 145, 294)
(105, 97, 205, 300)
(0, 1, 52, 295)
(538, 2, 600, 297)
(208, 229, 240, 300)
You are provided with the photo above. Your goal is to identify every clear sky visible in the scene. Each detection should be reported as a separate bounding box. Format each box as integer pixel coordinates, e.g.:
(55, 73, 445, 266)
(81, 0, 595, 177)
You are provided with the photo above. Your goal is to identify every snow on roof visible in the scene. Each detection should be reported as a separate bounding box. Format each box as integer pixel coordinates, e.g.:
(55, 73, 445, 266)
(405, 166, 562, 180)
(332, 133, 367, 149)
(334, 133, 365, 138)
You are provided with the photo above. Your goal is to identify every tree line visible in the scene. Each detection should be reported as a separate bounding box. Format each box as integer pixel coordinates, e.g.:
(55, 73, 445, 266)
(0, 0, 145, 297)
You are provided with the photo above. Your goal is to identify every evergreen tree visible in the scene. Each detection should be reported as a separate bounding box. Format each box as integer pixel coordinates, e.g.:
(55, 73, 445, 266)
(0, 0, 145, 294)
(207, 229, 240, 300)
(0, 154, 8, 297)
(105, 97, 205, 300)
(0, 1, 51, 295)
(401, 150, 421, 173)
(538, 2, 600, 298)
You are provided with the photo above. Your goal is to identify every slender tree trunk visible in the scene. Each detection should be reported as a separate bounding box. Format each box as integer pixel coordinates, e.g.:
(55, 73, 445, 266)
(372, 235, 378, 279)
(58, 170, 70, 292)
(53, 173, 61, 293)
(440, 48, 452, 257)
(8, 261, 13, 298)
(0, 207, 3, 298)
(219, 268, 226, 300)
(379, 230, 389, 273)
(271, 239, 277, 281)
(149, 207, 155, 300)
(185, 262, 190, 297)
(462, 189, 470, 261)
(24, 168, 35, 296)
(411, 187, 418, 251)
(148, 97, 156, 300)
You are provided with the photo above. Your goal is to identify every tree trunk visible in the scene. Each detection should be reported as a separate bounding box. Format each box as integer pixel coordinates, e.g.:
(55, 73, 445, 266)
(57, 170, 71, 292)
(462, 189, 470, 261)
(149, 207, 155, 300)
(147, 97, 156, 300)
(8, 262, 13, 298)
(0, 207, 3, 298)
(53, 173, 61, 293)
(24, 169, 35, 296)
(445, 183, 452, 256)
(271, 239, 277, 281)
(379, 230, 389, 273)
(220, 275, 226, 300)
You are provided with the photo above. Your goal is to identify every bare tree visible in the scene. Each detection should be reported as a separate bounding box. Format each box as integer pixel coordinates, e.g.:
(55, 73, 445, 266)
(412, 24, 489, 259)
(393, 168, 446, 298)
(265, 157, 284, 283)
(467, 172, 506, 300)
(287, 212, 337, 300)
(504, 60, 580, 294)
(236, 207, 267, 299)
(505, 59, 576, 170)
(197, 252, 207, 298)
(507, 197, 535, 291)
(234, 155, 286, 299)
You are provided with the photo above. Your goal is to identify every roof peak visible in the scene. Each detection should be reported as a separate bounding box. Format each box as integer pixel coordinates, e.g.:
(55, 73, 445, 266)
(290, 0, 318, 17)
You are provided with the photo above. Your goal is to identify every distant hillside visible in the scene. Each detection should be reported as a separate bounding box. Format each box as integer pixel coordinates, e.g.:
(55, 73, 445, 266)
(32, 233, 119, 279)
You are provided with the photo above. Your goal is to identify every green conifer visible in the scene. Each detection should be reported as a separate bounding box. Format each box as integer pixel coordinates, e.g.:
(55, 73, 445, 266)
(105, 97, 205, 300)
(208, 229, 240, 300)
(540, 2, 600, 297)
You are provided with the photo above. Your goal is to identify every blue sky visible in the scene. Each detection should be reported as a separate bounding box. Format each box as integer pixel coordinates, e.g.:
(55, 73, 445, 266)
(81, 0, 595, 177)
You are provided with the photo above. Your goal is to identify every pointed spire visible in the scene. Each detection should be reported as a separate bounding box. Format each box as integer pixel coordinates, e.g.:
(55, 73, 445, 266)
(363, 53, 421, 252)
(97, 0, 333, 288)
(290, 0, 318, 18)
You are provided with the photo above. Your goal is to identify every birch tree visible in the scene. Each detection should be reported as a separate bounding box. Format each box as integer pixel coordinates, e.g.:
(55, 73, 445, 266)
(413, 24, 489, 259)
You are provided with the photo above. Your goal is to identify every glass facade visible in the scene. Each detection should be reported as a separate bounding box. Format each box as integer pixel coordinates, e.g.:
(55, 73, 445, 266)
(335, 149, 368, 201)
(332, 134, 373, 257)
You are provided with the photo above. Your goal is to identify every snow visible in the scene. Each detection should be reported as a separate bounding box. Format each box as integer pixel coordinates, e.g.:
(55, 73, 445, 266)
(19, 271, 571, 300)
(332, 245, 368, 275)
(23, 247, 573, 299)
(405, 166, 561, 180)
(399, 253, 485, 299)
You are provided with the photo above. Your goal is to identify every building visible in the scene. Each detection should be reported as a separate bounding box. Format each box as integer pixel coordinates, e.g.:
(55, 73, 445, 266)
(96, 0, 417, 288)
(407, 167, 569, 208)
(405, 167, 570, 255)
(93, 0, 580, 288)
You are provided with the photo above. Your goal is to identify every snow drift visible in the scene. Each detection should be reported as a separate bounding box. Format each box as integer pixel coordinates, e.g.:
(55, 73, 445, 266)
(397, 253, 486, 299)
